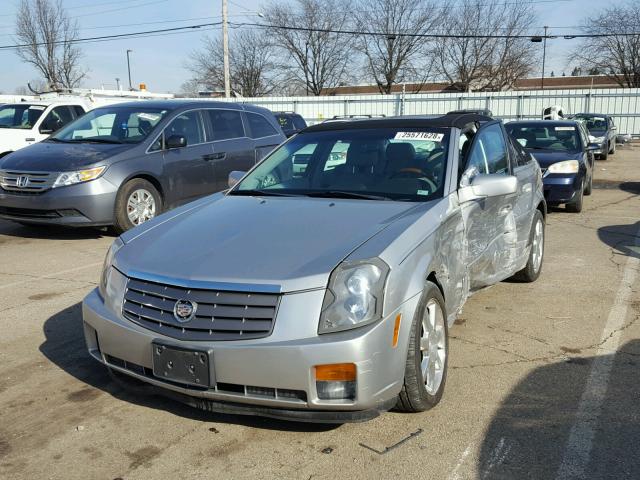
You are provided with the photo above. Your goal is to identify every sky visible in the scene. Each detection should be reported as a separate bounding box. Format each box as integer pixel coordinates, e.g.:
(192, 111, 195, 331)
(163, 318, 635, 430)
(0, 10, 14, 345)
(0, 0, 624, 94)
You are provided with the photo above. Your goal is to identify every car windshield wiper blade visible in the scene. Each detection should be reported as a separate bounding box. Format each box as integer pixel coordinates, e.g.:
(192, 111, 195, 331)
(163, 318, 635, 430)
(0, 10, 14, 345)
(304, 190, 391, 201)
(229, 189, 299, 197)
(67, 138, 123, 144)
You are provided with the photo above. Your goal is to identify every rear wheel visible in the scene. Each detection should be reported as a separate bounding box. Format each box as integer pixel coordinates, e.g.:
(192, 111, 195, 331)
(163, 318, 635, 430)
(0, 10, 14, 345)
(512, 210, 545, 282)
(396, 282, 448, 413)
(566, 180, 584, 213)
(114, 178, 161, 233)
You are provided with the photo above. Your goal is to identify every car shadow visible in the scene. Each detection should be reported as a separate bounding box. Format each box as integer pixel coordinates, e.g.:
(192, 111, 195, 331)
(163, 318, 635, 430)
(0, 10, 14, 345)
(619, 181, 640, 195)
(597, 221, 640, 259)
(39, 303, 338, 432)
(478, 340, 640, 479)
(0, 221, 111, 240)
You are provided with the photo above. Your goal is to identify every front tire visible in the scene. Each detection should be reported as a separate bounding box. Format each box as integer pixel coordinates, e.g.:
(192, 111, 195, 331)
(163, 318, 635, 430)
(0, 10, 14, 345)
(600, 144, 608, 160)
(584, 171, 593, 196)
(396, 282, 448, 413)
(609, 140, 616, 155)
(114, 178, 162, 233)
(512, 210, 545, 282)
(566, 180, 584, 213)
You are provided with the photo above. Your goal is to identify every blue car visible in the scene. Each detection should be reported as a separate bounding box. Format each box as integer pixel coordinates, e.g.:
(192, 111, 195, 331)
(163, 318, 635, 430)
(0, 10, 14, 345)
(506, 120, 596, 213)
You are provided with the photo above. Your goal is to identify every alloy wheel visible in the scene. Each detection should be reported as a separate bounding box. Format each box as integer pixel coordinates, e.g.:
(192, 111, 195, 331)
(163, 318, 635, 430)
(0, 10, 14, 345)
(420, 299, 447, 395)
(127, 188, 156, 225)
(531, 218, 544, 273)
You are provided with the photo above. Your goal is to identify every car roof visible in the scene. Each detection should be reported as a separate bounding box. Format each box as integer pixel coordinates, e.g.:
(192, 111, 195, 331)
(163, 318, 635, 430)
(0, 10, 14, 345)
(507, 120, 580, 127)
(90, 100, 273, 115)
(304, 113, 493, 132)
(573, 113, 609, 118)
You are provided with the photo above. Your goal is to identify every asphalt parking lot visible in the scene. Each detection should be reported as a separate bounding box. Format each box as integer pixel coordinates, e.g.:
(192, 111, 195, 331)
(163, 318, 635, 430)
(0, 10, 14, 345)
(0, 145, 639, 480)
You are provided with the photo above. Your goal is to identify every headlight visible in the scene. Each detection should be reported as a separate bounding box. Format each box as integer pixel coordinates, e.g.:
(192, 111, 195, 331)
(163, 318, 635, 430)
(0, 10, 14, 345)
(548, 160, 579, 174)
(99, 237, 124, 299)
(53, 166, 106, 188)
(589, 135, 605, 144)
(319, 258, 389, 334)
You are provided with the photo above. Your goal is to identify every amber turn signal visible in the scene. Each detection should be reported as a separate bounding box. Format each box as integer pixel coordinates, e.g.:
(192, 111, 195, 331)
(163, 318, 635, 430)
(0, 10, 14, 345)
(392, 313, 402, 348)
(314, 363, 356, 382)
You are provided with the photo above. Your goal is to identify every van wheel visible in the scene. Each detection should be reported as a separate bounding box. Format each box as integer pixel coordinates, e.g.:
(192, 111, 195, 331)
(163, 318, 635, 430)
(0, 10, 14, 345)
(114, 179, 161, 233)
(396, 282, 448, 413)
(512, 210, 544, 282)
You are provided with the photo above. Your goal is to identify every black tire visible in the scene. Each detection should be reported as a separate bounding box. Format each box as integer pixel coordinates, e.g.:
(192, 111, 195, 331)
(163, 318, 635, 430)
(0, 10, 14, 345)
(584, 171, 593, 196)
(600, 145, 608, 160)
(609, 140, 616, 155)
(566, 180, 584, 213)
(512, 210, 545, 282)
(113, 178, 162, 234)
(396, 282, 448, 413)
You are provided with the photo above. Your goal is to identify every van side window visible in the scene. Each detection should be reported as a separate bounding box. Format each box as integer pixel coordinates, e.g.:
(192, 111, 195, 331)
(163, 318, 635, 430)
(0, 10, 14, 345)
(246, 112, 278, 138)
(72, 105, 86, 118)
(40, 106, 74, 133)
(208, 110, 245, 141)
(165, 111, 205, 147)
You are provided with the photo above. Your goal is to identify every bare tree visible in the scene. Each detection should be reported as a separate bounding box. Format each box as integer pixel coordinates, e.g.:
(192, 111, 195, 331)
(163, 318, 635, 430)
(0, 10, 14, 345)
(187, 29, 276, 97)
(571, 3, 640, 88)
(15, 0, 85, 90)
(353, 0, 443, 94)
(263, 0, 352, 95)
(433, 0, 537, 92)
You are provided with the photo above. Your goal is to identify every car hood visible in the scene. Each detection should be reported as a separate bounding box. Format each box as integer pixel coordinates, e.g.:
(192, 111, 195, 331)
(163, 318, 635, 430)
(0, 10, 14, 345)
(0, 141, 130, 171)
(115, 195, 423, 293)
(528, 150, 582, 168)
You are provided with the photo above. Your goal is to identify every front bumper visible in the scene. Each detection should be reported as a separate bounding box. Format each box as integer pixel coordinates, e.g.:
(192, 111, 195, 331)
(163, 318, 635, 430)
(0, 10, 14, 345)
(0, 177, 117, 226)
(82, 287, 418, 422)
(543, 172, 584, 205)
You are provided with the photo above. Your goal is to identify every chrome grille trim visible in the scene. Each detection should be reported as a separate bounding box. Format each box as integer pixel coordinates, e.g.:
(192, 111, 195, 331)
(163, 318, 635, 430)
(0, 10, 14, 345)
(122, 277, 280, 341)
(0, 170, 57, 193)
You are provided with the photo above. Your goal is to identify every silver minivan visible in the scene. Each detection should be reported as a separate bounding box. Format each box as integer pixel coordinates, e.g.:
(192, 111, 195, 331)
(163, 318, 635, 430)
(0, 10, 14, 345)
(83, 113, 546, 422)
(0, 100, 285, 232)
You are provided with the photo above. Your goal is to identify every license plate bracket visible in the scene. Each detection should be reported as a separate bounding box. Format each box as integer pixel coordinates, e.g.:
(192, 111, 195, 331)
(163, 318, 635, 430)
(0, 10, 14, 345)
(152, 342, 214, 388)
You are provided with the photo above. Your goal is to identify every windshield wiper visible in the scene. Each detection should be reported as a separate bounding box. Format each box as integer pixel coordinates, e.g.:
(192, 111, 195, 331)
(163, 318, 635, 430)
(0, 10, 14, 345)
(67, 138, 123, 144)
(229, 189, 299, 197)
(304, 190, 391, 201)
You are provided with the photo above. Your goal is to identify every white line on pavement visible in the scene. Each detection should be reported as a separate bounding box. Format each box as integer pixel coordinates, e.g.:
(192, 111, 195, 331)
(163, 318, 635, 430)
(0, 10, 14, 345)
(0, 262, 102, 290)
(448, 441, 474, 480)
(556, 226, 640, 479)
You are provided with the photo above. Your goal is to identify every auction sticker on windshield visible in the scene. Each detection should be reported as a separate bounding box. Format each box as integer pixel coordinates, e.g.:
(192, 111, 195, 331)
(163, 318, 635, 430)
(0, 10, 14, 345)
(394, 132, 444, 141)
(555, 126, 575, 131)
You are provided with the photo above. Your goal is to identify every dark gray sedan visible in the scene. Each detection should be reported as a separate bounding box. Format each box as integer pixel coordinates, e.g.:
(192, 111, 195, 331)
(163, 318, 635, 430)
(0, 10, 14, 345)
(0, 100, 285, 232)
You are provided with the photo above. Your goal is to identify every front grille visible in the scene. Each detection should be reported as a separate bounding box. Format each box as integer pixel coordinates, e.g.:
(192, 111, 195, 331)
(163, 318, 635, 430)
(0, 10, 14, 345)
(0, 206, 61, 218)
(0, 170, 57, 193)
(122, 277, 280, 341)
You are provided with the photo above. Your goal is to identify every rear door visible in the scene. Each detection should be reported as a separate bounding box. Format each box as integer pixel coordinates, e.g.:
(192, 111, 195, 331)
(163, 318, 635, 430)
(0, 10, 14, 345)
(508, 133, 537, 249)
(459, 122, 518, 289)
(160, 109, 216, 204)
(205, 108, 254, 191)
(245, 111, 284, 162)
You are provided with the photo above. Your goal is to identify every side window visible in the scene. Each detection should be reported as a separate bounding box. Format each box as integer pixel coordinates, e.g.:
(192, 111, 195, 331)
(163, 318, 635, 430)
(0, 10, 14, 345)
(464, 124, 509, 177)
(247, 112, 278, 138)
(164, 111, 205, 147)
(72, 105, 86, 118)
(207, 109, 245, 141)
(509, 136, 530, 167)
(40, 106, 74, 133)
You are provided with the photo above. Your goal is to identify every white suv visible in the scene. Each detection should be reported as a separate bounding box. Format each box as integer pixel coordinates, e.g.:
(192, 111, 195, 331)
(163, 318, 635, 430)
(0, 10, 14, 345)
(0, 100, 88, 158)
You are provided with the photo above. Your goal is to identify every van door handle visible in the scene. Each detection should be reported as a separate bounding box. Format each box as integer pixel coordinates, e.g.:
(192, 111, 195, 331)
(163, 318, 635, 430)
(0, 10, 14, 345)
(203, 153, 226, 161)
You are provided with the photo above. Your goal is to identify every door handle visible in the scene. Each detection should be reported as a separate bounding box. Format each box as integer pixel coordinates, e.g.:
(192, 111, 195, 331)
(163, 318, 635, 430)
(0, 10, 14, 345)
(202, 153, 226, 161)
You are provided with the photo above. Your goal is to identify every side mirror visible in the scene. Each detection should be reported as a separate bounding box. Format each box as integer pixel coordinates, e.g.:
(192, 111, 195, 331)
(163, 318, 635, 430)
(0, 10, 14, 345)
(228, 170, 246, 188)
(587, 143, 600, 151)
(459, 174, 518, 203)
(166, 135, 187, 149)
(39, 127, 53, 135)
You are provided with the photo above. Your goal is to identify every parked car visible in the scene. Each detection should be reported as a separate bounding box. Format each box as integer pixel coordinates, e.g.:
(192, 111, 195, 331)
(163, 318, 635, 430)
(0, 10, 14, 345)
(506, 120, 596, 213)
(0, 100, 88, 158)
(273, 111, 307, 137)
(83, 113, 546, 423)
(0, 100, 285, 232)
(570, 113, 617, 160)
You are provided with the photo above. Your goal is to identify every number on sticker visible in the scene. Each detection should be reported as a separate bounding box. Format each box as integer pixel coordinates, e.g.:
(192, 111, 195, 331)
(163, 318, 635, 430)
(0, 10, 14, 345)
(394, 131, 444, 142)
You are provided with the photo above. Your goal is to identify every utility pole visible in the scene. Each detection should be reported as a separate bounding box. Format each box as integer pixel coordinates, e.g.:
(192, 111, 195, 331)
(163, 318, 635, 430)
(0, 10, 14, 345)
(115, 78, 120, 90)
(541, 26, 548, 90)
(126, 49, 133, 90)
(222, 0, 231, 98)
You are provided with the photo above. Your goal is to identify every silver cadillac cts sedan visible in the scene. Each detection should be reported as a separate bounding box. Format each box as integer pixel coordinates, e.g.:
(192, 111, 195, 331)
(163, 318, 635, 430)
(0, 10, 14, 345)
(83, 113, 546, 423)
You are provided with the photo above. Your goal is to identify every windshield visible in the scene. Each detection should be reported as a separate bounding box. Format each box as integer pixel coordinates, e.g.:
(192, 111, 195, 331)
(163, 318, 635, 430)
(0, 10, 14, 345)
(232, 127, 451, 201)
(0, 104, 46, 129)
(51, 106, 168, 144)
(573, 115, 607, 135)
(506, 124, 581, 153)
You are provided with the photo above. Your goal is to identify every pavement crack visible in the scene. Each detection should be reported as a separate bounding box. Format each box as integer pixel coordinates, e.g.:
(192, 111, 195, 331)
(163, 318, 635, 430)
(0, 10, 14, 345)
(450, 335, 531, 361)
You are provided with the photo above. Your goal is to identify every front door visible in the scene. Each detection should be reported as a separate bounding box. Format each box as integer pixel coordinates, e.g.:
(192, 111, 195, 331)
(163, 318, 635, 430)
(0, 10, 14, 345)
(458, 123, 518, 290)
(161, 110, 216, 205)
